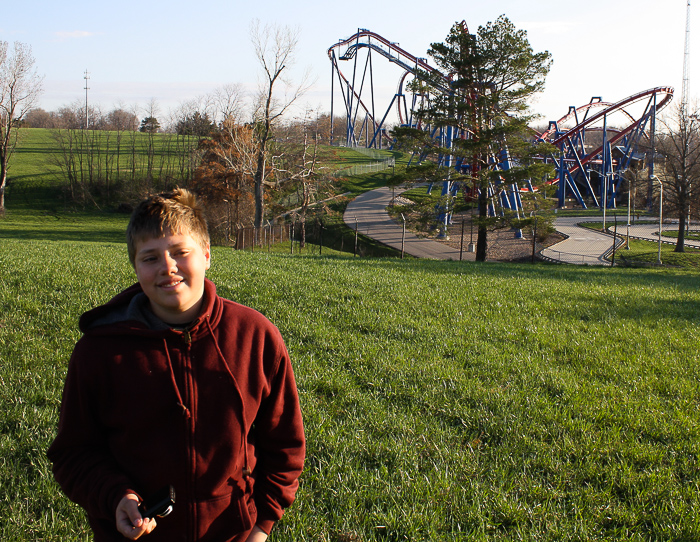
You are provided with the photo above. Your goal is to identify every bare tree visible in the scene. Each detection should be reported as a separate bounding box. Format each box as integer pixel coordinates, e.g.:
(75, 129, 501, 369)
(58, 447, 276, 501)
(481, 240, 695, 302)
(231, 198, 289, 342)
(0, 41, 43, 215)
(23, 108, 58, 128)
(193, 117, 258, 243)
(655, 101, 700, 252)
(211, 83, 247, 126)
(105, 106, 139, 131)
(250, 19, 312, 229)
(271, 108, 330, 247)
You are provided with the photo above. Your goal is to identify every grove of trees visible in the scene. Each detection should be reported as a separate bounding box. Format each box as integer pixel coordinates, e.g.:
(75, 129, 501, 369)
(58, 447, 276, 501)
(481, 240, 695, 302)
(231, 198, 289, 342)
(9, 21, 333, 246)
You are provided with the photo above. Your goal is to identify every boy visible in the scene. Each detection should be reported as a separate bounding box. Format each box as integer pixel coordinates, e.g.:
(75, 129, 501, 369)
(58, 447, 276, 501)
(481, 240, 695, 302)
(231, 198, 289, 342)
(48, 189, 305, 542)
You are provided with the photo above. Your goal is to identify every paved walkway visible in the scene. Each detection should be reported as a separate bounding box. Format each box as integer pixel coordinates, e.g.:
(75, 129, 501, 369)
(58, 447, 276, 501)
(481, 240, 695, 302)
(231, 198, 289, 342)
(541, 216, 622, 266)
(344, 185, 698, 264)
(542, 216, 700, 265)
(344, 185, 469, 260)
(627, 221, 700, 249)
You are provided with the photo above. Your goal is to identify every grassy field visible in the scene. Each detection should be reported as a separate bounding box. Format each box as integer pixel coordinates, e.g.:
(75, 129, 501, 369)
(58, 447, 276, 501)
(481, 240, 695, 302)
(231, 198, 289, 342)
(7, 128, 203, 210)
(5, 129, 402, 210)
(2, 128, 700, 540)
(1, 223, 700, 540)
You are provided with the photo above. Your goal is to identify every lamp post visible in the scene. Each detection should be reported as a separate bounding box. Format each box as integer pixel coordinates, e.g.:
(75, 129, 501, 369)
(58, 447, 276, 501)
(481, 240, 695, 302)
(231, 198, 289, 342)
(622, 170, 630, 250)
(650, 174, 663, 264)
(626, 176, 631, 249)
(602, 173, 607, 232)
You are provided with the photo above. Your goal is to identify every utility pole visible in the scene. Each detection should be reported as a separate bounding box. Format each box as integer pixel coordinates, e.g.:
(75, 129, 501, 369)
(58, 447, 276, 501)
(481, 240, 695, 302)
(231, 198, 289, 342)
(682, 2, 692, 231)
(682, 0, 691, 117)
(84, 70, 90, 129)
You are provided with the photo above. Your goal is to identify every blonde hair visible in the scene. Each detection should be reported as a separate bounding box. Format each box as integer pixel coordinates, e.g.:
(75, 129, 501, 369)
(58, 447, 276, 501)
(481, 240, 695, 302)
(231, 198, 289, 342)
(127, 188, 209, 266)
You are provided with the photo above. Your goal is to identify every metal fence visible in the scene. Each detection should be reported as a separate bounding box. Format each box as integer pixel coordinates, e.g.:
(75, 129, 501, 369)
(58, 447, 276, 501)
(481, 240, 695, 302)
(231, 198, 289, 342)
(333, 147, 395, 178)
(230, 220, 400, 258)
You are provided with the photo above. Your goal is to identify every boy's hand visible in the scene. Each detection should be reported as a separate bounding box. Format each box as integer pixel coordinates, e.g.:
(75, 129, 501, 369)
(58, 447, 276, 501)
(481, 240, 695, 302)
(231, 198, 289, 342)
(244, 525, 269, 542)
(116, 493, 157, 539)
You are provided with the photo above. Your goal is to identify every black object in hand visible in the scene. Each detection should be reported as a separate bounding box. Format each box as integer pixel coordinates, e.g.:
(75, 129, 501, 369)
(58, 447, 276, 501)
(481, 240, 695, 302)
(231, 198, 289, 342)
(139, 485, 176, 519)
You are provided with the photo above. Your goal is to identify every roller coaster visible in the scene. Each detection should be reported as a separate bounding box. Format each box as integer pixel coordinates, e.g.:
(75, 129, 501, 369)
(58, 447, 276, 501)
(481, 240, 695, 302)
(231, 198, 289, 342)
(328, 28, 674, 212)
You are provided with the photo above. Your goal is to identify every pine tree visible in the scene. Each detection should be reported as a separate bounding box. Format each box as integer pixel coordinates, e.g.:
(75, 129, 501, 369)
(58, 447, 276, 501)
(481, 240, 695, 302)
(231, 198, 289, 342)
(394, 16, 554, 261)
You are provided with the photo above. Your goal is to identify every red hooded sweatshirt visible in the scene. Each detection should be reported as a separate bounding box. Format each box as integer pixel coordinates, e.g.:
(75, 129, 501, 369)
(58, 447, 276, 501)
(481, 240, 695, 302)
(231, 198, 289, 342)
(48, 279, 305, 541)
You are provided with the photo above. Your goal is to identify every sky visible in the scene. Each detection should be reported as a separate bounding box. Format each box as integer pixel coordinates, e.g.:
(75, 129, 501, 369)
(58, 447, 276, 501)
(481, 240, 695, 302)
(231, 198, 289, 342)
(2, 0, 694, 127)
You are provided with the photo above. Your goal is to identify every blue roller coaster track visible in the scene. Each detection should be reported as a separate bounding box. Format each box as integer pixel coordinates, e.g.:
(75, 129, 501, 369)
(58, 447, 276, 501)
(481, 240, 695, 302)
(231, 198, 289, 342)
(328, 28, 674, 216)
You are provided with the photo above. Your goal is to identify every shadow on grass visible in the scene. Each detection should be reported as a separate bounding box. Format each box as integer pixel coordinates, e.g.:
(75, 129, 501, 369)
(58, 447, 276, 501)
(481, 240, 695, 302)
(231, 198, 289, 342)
(0, 226, 126, 245)
(306, 255, 700, 324)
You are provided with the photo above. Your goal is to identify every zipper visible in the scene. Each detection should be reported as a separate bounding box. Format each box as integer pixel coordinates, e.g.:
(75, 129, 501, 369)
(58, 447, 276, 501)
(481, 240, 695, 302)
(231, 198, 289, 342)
(171, 328, 196, 540)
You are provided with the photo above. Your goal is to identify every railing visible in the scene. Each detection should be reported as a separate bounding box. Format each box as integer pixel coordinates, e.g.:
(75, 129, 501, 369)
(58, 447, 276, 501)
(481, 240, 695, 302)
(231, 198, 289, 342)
(333, 146, 395, 177)
(539, 248, 612, 266)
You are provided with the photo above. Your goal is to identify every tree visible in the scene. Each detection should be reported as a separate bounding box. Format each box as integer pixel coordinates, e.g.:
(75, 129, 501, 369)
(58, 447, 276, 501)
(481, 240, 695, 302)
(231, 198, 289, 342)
(211, 84, 246, 124)
(175, 111, 216, 137)
(394, 17, 553, 261)
(192, 117, 257, 243)
(105, 108, 139, 132)
(271, 109, 331, 247)
(654, 102, 700, 252)
(250, 19, 311, 230)
(24, 108, 57, 128)
(139, 116, 160, 133)
(0, 41, 43, 215)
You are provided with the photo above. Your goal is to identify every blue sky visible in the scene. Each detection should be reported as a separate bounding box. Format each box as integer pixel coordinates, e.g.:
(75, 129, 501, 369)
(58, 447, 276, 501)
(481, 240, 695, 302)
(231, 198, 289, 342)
(2, 0, 693, 125)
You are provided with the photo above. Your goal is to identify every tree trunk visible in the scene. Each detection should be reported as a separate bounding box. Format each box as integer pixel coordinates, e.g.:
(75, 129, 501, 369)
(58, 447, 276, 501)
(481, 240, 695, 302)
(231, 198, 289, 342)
(1, 160, 7, 216)
(254, 150, 265, 231)
(675, 212, 687, 253)
(475, 186, 488, 262)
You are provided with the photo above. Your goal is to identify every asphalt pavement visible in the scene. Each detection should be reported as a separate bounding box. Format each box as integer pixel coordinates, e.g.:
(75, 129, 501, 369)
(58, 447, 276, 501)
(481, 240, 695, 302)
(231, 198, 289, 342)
(540, 216, 622, 266)
(344, 185, 469, 260)
(344, 186, 696, 265)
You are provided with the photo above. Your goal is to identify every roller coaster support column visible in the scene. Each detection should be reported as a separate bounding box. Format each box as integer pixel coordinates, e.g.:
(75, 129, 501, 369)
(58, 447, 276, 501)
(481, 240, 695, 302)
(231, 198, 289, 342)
(601, 114, 611, 211)
(512, 184, 523, 239)
(648, 93, 658, 211)
(557, 148, 567, 207)
(330, 56, 334, 145)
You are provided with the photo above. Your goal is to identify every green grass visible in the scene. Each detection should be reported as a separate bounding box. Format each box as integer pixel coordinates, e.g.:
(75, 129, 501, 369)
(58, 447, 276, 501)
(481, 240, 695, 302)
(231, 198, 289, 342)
(6, 128, 65, 208)
(584, 222, 700, 269)
(661, 230, 700, 242)
(2, 227, 700, 541)
(3, 129, 700, 540)
(0, 208, 130, 244)
(7, 128, 199, 210)
(616, 238, 700, 269)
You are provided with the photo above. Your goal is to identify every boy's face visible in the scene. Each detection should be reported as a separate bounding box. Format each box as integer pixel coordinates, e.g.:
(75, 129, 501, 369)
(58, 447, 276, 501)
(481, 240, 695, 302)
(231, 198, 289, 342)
(133, 230, 211, 324)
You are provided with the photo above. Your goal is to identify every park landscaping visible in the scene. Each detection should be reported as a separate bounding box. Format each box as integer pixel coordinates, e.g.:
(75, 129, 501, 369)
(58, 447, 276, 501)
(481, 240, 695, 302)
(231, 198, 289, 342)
(2, 225, 700, 541)
(1, 129, 700, 541)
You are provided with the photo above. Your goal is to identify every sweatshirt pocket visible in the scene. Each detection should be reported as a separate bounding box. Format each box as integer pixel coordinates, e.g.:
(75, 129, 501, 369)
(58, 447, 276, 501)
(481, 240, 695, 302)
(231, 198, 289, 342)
(196, 490, 256, 542)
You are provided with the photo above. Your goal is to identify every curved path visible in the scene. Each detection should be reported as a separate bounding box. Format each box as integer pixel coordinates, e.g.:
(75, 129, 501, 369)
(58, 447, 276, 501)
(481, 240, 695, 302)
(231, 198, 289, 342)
(344, 186, 469, 260)
(543, 217, 700, 265)
(344, 185, 697, 264)
(541, 216, 622, 266)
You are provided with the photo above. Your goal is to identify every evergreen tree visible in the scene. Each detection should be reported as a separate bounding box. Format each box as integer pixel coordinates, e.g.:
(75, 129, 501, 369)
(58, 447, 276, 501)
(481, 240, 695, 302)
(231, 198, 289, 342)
(394, 16, 554, 261)
(139, 116, 160, 134)
(176, 111, 216, 137)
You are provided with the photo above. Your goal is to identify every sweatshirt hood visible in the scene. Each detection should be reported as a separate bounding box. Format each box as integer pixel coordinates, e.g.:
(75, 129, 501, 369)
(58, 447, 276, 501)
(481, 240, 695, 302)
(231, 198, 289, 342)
(80, 279, 222, 336)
